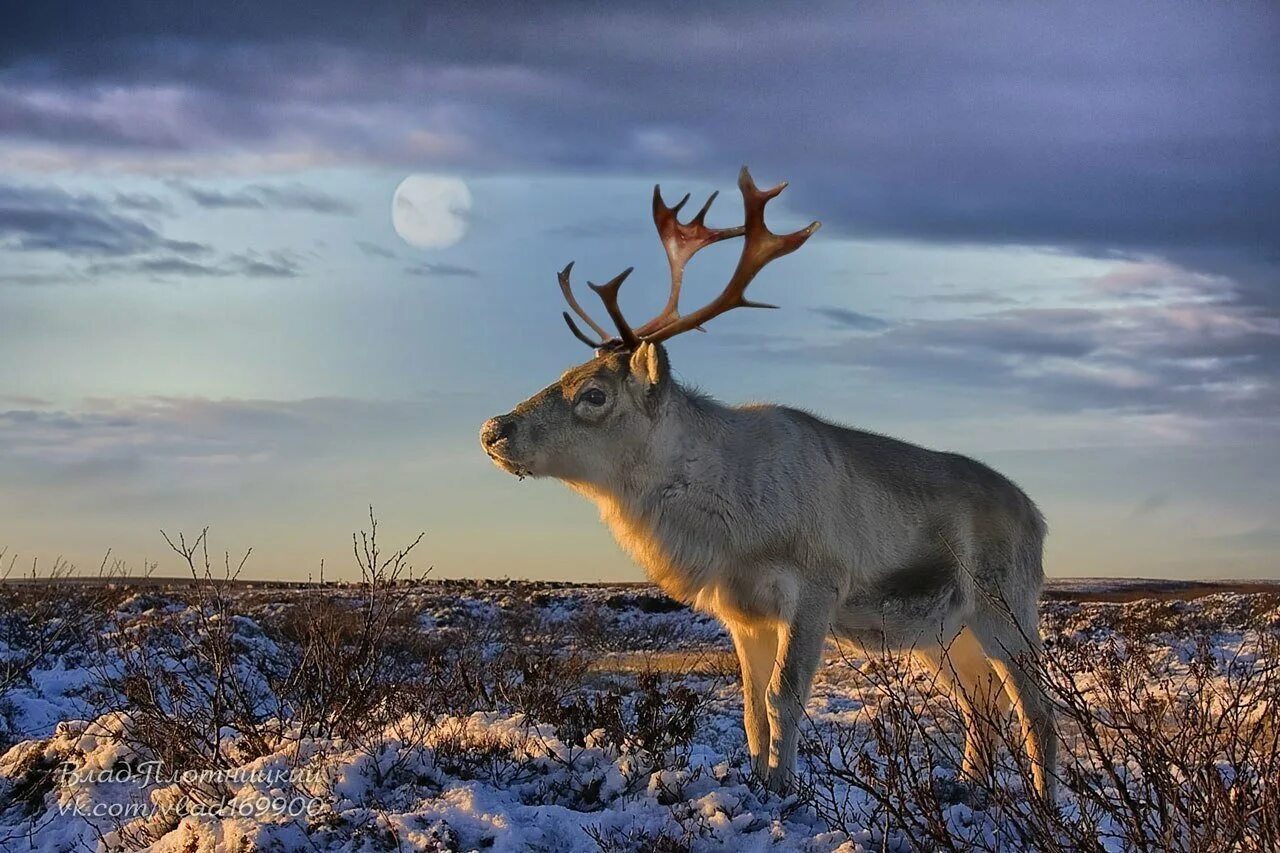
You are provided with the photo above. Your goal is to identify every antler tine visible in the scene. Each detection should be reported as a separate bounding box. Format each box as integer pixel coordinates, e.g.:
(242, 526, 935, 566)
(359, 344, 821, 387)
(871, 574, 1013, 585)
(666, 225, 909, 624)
(633, 184, 747, 337)
(561, 312, 603, 349)
(643, 166, 820, 344)
(587, 267, 641, 350)
(690, 190, 718, 226)
(557, 262, 611, 345)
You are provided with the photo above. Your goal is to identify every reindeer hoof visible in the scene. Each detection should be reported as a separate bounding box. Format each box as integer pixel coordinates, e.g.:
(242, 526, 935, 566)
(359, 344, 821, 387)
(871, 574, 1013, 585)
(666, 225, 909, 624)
(935, 777, 990, 808)
(764, 770, 791, 794)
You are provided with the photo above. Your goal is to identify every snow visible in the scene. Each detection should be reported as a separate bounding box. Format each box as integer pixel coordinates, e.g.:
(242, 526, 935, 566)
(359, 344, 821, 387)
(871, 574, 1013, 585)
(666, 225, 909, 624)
(0, 580, 1274, 851)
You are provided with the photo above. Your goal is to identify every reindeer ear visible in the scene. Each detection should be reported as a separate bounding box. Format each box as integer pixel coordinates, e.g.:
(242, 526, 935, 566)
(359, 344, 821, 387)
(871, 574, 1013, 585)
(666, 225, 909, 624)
(628, 342, 667, 393)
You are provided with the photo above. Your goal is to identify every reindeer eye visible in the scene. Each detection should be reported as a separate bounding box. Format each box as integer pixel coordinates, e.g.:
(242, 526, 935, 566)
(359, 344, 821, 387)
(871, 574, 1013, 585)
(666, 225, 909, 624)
(581, 388, 607, 407)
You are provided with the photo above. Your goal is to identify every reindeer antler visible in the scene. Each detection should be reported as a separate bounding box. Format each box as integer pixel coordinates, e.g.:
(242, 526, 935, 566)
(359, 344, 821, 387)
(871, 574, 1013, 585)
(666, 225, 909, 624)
(587, 267, 640, 350)
(557, 262, 610, 344)
(555, 166, 820, 351)
(557, 264, 639, 351)
(632, 186, 745, 337)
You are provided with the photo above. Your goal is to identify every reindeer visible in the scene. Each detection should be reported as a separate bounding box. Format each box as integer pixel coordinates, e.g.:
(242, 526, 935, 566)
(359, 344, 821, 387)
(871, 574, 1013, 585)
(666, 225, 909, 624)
(480, 168, 1055, 797)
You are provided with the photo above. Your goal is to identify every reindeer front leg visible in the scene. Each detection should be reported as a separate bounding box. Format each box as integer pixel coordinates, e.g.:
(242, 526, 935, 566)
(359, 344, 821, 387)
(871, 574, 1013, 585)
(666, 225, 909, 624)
(766, 591, 835, 792)
(727, 620, 778, 779)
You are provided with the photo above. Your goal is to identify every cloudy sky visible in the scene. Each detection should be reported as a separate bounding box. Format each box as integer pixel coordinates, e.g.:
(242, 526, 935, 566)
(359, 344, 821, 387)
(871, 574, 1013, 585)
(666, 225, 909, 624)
(2, 2, 1277, 581)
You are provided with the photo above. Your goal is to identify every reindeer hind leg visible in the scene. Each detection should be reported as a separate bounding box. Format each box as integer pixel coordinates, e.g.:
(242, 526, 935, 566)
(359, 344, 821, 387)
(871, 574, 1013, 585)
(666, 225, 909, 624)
(969, 606, 1057, 800)
(918, 628, 1011, 785)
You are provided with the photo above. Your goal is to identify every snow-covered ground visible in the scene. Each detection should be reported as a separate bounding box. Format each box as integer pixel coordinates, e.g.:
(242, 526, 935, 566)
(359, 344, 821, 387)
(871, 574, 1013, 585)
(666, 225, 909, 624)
(0, 580, 1275, 852)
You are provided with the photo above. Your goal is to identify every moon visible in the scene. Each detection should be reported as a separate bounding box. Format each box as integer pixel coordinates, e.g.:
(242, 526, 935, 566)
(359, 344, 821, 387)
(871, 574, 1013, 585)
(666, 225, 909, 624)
(391, 174, 472, 249)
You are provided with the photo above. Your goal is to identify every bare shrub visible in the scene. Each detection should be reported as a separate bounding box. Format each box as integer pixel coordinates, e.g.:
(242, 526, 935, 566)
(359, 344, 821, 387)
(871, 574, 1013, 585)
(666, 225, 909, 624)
(802, 597, 1280, 852)
(583, 820, 697, 852)
(267, 509, 428, 740)
(0, 551, 125, 748)
(411, 606, 713, 809)
(15, 519, 1274, 851)
(38, 510, 721, 850)
(83, 513, 425, 804)
(91, 530, 282, 774)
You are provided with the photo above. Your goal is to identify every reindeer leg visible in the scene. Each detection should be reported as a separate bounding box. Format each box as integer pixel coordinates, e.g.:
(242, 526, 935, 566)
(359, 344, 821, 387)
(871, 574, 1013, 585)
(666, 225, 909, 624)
(919, 629, 1012, 785)
(970, 609, 1057, 801)
(727, 619, 779, 780)
(766, 590, 835, 792)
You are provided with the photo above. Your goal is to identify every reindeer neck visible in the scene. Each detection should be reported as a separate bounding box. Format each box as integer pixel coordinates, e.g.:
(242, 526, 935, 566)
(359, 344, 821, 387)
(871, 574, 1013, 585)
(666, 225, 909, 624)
(571, 384, 736, 600)
(621, 383, 730, 498)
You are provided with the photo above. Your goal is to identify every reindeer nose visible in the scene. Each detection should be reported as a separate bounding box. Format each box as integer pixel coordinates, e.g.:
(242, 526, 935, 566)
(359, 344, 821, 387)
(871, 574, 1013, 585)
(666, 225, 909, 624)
(480, 416, 515, 449)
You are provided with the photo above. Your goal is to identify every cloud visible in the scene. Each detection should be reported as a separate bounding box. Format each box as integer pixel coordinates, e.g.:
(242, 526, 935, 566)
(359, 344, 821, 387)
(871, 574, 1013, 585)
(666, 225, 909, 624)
(0, 269, 77, 286)
(86, 256, 227, 278)
(0, 2, 1276, 449)
(0, 4, 1273, 267)
(0, 395, 51, 407)
(2, 6, 1271, 407)
(918, 308, 1105, 358)
(171, 181, 356, 215)
(112, 191, 170, 213)
(0, 396, 439, 486)
(81, 249, 303, 280)
(1130, 494, 1170, 519)
(1083, 261, 1232, 302)
(811, 306, 891, 331)
(926, 291, 1020, 306)
(405, 262, 479, 279)
(0, 184, 206, 257)
(1201, 527, 1280, 552)
(356, 240, 396, 259)
(226, 250, 303, 278)
(750, 270, 1280, 426)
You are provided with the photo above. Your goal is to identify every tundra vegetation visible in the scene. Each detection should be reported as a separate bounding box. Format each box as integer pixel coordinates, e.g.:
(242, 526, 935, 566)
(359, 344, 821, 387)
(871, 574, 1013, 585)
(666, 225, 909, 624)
(0, 517, 1275, 851)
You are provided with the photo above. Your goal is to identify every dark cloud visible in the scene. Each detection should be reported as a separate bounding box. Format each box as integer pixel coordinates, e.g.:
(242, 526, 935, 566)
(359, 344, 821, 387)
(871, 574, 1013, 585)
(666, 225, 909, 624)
(0, 185, 206, 257)
(171, 181, 356, 215)
(405, 262, 479, 279)
(811, 306, 890, 332)
(0, 4, 1273, 266)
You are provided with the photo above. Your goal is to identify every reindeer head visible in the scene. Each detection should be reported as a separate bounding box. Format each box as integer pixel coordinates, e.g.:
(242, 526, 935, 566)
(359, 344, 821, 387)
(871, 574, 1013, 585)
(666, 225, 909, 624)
(480, 167, 819, 486)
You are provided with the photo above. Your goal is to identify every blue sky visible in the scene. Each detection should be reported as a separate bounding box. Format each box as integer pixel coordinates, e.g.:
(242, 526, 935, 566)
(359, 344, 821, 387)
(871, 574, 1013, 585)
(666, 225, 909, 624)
(1, 3, 1277, 580)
